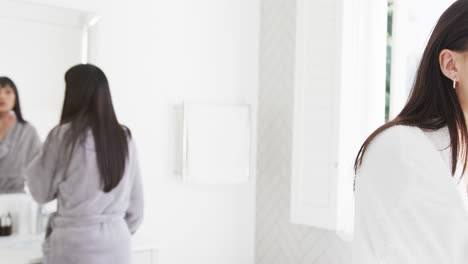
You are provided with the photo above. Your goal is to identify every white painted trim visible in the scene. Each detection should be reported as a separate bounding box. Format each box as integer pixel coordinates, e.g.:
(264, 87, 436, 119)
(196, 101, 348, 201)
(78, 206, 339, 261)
(291, 0, 387, 234)
(7, 0, 102, 14)
(336, 0, 387, 240)
(0, 0, 85, 27)
(81, 14, 101, 63)
(290, 0, 342, 231)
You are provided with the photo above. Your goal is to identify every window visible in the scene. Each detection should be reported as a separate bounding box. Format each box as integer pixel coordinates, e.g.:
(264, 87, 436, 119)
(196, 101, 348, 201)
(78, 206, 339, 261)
(389, 0, 456, 119)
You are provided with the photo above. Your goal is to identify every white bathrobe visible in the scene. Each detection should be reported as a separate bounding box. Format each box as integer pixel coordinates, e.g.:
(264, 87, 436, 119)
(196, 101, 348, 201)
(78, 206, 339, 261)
(353, 125, 468, 263)
(26, 124, 144, 264)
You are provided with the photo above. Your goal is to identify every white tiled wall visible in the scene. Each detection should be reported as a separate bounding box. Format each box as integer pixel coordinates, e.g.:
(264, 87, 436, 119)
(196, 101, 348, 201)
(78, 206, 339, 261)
(256, 0, 351, 263)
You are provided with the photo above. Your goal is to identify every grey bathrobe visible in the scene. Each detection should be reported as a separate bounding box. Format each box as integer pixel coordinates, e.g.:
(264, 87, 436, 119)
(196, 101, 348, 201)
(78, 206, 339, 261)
(26, 124, 144, 264)
(0, 122, 41, 193)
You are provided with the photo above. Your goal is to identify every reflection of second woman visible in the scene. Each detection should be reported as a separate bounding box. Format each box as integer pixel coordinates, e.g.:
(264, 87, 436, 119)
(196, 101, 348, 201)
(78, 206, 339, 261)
(0, 77, 41, 193)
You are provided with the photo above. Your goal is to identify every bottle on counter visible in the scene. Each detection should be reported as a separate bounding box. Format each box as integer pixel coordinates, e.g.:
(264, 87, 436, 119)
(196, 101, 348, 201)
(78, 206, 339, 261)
(0, 213, 13, 236)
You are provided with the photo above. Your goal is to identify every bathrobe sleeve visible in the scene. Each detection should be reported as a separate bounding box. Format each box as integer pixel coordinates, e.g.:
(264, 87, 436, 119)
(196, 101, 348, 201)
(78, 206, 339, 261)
(355, 126, 415, 212)
(0, 143, 8, 159)
(353, 127, 414, 259)
(24, 123, 42, 165)
(125, 139, 144, 234)
(26, 128, 62, 204)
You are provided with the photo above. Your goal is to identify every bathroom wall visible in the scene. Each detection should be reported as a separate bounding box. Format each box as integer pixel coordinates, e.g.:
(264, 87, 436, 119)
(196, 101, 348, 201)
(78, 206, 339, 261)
(256, 0, 352, 263)
(23, 0, 259, 264)
(95, 1, 258, 264)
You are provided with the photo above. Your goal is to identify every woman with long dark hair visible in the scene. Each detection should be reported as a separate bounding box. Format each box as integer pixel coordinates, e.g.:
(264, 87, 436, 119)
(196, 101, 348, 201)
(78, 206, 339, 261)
(0, 77, 41, 193)
(26, 64, 144, 264)
(352, 1, 468, 263)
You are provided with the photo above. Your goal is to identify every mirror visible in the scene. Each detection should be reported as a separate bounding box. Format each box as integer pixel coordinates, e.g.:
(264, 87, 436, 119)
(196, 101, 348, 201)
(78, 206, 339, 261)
(0, 1, 100, 244)
(0, 1, 98, 195)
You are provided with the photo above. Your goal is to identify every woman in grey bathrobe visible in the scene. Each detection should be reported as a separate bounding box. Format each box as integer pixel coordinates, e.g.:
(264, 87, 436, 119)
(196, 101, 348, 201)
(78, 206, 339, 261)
(0, 77, 41, 193)
(26, 64, 144, 264)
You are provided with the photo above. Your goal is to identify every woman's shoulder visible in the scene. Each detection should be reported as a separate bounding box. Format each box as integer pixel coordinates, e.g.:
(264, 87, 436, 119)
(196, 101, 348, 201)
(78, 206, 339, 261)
(371, 124, 423, 145)
(16, 121, 39, 137)
(44, 123, 72, 143)
(50, 123, 69, 134)
(355, 125, 428, 207)
(364, 125, 428, 160)
(357, 125, 429, 187)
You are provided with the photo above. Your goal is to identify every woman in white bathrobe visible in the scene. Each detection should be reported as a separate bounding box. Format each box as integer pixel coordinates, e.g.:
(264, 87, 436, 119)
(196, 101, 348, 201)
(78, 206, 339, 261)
(26, 64, 144, 264)
(353, 1, 468, 263)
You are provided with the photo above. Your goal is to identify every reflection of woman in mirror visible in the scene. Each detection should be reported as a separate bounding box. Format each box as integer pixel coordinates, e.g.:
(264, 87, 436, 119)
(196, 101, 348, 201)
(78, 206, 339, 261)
(0, 77, 41, 193)
(26, 64, 143, 264)
(353, 1, 468, 263)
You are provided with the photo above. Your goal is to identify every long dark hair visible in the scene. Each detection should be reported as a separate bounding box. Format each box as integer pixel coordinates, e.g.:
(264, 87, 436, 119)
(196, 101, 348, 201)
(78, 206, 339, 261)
(0, 77, 26, 123)
(354, 0, 468, 179)
(61, 64, 130, 192)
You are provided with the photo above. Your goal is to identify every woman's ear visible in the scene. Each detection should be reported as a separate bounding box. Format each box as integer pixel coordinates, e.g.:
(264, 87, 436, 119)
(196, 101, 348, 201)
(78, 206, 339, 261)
(439, 49, 459, 80)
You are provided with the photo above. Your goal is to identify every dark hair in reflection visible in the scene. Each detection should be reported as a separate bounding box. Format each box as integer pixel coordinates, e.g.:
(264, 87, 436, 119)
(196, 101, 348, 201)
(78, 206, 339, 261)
(61, 64, 130, 192)
(354, 0, 468, 184)
(0, 77, 26, 123)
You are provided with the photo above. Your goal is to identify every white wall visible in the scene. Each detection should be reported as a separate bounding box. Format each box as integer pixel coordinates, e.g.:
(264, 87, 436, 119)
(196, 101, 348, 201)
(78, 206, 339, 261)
(88, 1, 259, 264)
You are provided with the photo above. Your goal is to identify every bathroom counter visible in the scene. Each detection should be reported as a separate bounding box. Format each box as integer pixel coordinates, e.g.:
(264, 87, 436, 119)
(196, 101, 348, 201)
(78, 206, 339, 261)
(0, 233, 158, 264)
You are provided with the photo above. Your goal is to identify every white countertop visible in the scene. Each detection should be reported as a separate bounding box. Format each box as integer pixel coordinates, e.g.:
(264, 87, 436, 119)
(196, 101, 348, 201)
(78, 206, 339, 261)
(0, 233, 158, 264)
